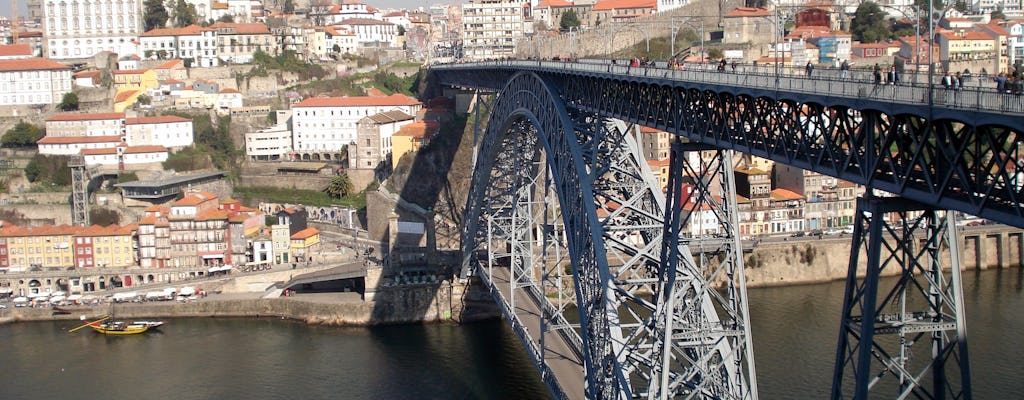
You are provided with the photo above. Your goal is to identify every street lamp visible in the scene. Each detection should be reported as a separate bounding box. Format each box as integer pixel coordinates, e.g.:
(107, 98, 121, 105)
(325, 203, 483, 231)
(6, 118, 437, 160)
(670, 16, 705, 62)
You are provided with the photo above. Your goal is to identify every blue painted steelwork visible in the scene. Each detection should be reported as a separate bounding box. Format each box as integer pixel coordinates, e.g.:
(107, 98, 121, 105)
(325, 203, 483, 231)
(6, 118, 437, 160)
(431, 60, 1024, 229)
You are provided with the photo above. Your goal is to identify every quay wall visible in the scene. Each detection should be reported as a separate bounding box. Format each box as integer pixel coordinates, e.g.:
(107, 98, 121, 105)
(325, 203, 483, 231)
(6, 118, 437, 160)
(0, 279, 489, 327)
(744, 227, 1024, 288)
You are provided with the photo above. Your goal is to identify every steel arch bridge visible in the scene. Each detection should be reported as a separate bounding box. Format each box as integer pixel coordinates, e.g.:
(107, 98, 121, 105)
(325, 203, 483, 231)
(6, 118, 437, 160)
(431, 60, 1024, 400)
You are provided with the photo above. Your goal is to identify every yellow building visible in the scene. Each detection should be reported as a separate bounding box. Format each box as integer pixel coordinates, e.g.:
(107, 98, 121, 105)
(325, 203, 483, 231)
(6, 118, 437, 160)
(289, 227, 321, 263)
(0, 225, 79, 269)
(112, 69, 158, 91)
(391, 121, 438, 170)
(74, 224, 136, 268)
(114, 89, 144, 112)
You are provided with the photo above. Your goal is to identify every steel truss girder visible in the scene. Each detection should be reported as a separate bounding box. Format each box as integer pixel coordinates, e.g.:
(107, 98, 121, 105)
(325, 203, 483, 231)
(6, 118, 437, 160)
(433, 71, 1021, 228)
(462, 71, 758, 400)
(831, 195, 971, 400)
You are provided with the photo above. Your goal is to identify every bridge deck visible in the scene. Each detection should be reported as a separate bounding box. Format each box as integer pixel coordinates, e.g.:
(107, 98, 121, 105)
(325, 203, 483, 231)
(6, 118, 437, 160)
(486, 265, 586, 400)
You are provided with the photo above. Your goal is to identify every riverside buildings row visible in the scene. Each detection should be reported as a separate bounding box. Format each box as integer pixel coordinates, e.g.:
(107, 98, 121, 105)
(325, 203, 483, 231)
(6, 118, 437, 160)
(638, 126, 865, 237)
(0, 190, 322, 293)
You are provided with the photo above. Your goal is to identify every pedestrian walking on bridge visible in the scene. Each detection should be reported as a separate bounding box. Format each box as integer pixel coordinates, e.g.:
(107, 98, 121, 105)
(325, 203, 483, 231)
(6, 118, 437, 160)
(805, 61, 813, 77)
(840, 59, 849, 79)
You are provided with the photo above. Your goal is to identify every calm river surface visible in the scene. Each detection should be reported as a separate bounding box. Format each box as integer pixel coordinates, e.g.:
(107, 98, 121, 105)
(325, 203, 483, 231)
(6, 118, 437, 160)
(1, 268, 1022, 399)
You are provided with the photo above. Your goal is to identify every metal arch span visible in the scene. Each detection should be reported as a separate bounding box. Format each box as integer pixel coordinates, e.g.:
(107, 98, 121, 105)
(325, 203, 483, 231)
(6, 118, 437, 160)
(431, 61, 1024, 228)
(461, 72, 759, 399)
(461, 71, 626, 399)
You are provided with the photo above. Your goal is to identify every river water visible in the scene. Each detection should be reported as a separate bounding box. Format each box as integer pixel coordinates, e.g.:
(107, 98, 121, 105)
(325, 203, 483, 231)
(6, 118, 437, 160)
(1, 268, 1021, 399)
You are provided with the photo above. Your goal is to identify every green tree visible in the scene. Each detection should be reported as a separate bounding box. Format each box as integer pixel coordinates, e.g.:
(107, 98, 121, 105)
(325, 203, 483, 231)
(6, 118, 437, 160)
(559, 10, 580, 31)
(707, 48, 724, 60)
(57, 92, 79, 111)
(218, 14, 235, 23)
(183, 58, 194, 68)
(851, 1, 891, 43)
(283, 0, 295, 14)
(1, 121, 45, 147)
(172, 0, 199, 27)
(143, 0, 169, 31)
(326, 174, 354, 199)
(137, 94, 152, 105)
(267, 111, 278, 124)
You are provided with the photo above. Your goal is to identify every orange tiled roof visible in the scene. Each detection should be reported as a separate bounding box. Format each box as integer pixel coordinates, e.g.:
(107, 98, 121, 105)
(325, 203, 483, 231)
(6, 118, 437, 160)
(141, 24, 211, 37)
(114, 89, 142, 103)
(536, 0, 574, 7)
(47, 112, 124, 122)
(126, 115, 191, 125)
(0, 58, 71, 72)
(291, 227, 320, 239)
(218, 88, 240, 94)
(593, 0, 656, 11)
(37, 135, 123, 145)
(209, 22, 271, 34)
(293, 93, 420, 108)
(124, 145, 167, 154)
(156, 59, 185, 69)
(771, 188, 805, 201)
(74, 70, 102, 78)
(724, 7, 771, 17)
(0, 44, 32, 57)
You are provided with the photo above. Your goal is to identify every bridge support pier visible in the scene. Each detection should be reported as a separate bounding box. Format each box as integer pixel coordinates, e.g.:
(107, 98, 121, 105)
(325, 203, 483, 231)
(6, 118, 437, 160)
(654, 139, 757, 399)
(831, 195, 971, 400)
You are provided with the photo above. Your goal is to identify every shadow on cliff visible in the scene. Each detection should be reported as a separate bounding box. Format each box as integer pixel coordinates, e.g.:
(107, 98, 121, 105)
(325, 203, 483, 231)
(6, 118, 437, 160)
(368, 87, 491, 324)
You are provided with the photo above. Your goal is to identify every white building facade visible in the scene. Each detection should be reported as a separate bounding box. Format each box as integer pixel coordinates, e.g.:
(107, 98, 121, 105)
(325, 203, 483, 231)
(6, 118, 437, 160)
(0, 58, 73, 106)
(461, 0, 530, 60)
(245, 124, 293, 161)
(140, 25, 220, 67)
(125, 115, 195, 149)
(290, 94, 422, 159)
(43, 0, 141, 59)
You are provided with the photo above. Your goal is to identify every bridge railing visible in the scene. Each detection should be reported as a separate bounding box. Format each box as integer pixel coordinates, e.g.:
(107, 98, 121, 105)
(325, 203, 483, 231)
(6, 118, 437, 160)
(434, 60, 1024, 115)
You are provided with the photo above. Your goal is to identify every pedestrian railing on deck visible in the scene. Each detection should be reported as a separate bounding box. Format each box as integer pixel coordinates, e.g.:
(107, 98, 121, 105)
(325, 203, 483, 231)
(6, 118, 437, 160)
(433, 59, 1024, 115)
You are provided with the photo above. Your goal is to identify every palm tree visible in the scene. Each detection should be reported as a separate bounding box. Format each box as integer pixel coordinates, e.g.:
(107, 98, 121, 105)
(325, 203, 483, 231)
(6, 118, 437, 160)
(326, 174, 354, 199)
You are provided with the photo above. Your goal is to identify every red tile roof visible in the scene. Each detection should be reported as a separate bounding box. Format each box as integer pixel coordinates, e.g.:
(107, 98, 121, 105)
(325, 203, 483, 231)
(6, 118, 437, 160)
(141, 25, 211, 37)
(114, 89, 142, 103)
(156, 59, 185, 69)
(724, 7, 772, 17)
(593, 0, 656, 11)
(124, 145, 167, 154)
(293, 93, 420, 108)
(74, 70, 102, 78)
(126, 115, 191, 125)
(291, 227, 321, 240)
(113, 69, 150, 75)
(771, 188, 805, 201)
(536, 0, 574, 7)
(37, 135, 123, 145)
(47, 112, 124, 122)
(209, 22, 271, 34)
(0, 58, 71, 72)
(393, 121, 438, 138)
(0, 44, 32, 57)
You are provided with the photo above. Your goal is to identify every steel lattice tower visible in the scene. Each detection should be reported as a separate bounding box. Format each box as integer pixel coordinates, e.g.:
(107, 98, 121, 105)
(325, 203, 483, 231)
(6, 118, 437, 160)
(831, 194, 971, 399)
(69, 155, 90, 226)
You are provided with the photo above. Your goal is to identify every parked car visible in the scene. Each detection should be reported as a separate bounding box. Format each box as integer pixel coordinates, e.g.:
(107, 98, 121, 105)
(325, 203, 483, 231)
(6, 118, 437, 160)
(842, 226, 855, 234)
(824, 228, 842, 235)
(790, 231, 806, 238)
